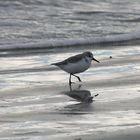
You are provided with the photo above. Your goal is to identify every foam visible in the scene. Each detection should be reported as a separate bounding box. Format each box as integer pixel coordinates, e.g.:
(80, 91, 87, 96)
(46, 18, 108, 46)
(0, 32, 140, 51)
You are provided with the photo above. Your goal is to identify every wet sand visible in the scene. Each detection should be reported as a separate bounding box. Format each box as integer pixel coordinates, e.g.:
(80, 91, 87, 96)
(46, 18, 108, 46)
(0, 46, 140, 140)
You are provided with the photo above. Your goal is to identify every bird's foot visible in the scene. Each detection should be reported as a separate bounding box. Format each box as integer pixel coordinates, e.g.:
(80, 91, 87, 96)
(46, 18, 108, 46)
(69, 81, 75, 85)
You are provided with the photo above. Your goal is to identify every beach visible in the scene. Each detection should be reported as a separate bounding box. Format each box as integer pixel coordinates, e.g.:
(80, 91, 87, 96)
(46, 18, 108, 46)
(0, 45, 140, 140)
(0, 0, 140, 139)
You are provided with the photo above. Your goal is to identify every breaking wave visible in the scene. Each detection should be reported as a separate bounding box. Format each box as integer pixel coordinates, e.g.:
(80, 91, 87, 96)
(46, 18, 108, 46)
(0, 32, 140, 52)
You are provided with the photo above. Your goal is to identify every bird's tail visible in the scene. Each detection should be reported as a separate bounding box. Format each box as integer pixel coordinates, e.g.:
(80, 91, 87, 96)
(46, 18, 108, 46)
(51, 63, 56, 65)
(50, 62, 59, 66)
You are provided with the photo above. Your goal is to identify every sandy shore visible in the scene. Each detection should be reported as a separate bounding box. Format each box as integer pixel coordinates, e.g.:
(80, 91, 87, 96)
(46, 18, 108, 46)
(0, 81, 140, 140)
(0, 46, 140, 140)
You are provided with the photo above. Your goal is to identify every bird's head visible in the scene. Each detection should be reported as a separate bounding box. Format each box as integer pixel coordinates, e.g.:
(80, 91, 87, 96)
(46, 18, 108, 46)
(83, 51, 100, 63)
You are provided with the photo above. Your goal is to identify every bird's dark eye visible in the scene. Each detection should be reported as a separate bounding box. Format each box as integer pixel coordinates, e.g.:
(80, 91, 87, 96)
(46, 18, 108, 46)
(88, 54, 91, 57)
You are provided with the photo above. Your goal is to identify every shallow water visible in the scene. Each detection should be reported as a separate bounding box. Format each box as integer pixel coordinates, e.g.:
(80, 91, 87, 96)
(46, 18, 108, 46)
(0, 45, 140, 139)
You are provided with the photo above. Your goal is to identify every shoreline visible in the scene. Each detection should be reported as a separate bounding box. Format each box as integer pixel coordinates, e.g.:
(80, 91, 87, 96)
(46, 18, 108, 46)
(0, 46, 140, 140)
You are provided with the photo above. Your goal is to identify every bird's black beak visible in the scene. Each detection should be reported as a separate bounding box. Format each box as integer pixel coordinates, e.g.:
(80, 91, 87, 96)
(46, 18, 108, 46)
(92, 57, 100, 63)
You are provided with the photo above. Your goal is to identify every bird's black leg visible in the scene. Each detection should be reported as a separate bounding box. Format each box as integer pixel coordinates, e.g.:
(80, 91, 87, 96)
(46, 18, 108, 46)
(69, 74, 72, 85)
(72, 74, 82, 82)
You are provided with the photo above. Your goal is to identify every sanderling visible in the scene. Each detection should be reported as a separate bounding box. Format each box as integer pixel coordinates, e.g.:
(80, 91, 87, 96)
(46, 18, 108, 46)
(51, 51, 100, 84)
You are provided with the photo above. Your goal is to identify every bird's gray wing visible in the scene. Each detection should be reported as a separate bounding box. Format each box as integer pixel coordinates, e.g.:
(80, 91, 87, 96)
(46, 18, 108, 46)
(61, 53, 83, 65)
(51, 53, 83, 66)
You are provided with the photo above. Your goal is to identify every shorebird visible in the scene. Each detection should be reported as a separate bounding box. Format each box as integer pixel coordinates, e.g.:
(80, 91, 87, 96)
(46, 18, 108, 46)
(51, 51, 100, 85)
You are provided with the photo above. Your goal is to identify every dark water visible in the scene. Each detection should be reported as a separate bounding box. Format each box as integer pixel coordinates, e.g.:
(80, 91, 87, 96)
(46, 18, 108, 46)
(0, 0, 140, 45)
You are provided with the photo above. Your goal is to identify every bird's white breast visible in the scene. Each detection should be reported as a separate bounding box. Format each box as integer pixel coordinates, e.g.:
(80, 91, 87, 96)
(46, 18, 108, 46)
(62, 58, 91, 74)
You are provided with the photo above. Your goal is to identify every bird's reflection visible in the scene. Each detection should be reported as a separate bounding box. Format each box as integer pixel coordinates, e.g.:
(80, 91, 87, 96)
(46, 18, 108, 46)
(58, 84, 99, 113)
(64, 84, 98, 103)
